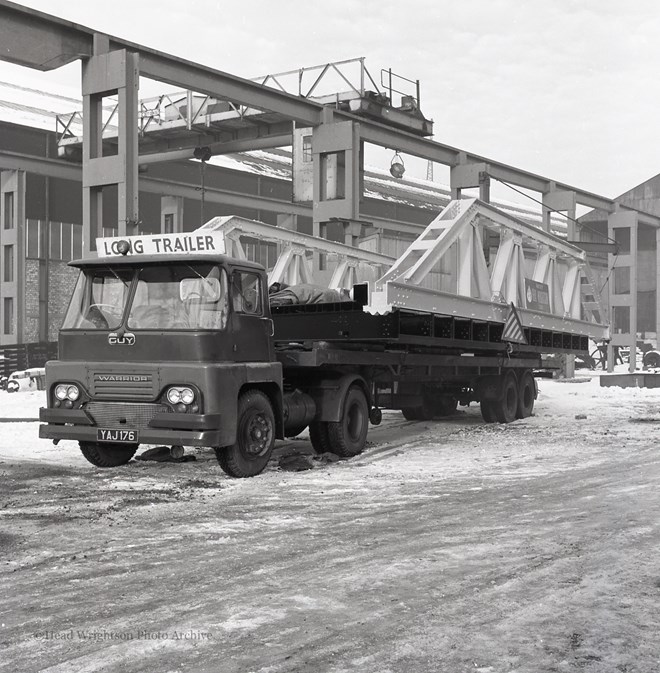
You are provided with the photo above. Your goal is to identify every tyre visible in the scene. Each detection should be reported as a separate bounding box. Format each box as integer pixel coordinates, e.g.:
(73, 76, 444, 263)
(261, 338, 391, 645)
(79, 442, 138, 467)
(480, 400, 497, 423)
(589, 348, 606, 370)
(402, 407, 420, 421)
(643, 350, 660, 368)
(215, 389, 275, 478)
(432, 396, 458, 417)
(327, 386, 369, 458)
(309, 420, 332, 453)
(284, 425, 307, 439)
(493, 372, 519, 423)
(516, 370, 536, 419)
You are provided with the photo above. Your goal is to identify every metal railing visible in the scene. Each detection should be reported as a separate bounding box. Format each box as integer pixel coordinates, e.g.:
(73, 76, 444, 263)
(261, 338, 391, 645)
(55, 58, 422, 147)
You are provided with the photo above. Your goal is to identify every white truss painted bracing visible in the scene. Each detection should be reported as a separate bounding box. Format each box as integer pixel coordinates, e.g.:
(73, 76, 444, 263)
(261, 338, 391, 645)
(200, 215, 393, 290)
(199, 201, 608, 340)
(367, 198, 608, 340)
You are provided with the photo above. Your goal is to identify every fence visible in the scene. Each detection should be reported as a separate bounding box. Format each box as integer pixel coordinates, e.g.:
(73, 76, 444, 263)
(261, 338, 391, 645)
(0, 342, 58, 378)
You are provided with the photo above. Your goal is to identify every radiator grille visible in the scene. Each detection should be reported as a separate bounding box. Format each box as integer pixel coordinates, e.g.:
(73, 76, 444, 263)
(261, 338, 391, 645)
(84, 402, 170, 429)
(90, 372, 157, 400)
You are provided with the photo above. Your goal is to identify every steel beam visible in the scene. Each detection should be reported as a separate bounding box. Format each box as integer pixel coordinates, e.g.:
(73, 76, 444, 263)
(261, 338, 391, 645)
(138, 134, 293, 166)
(367, 281, 609, 340)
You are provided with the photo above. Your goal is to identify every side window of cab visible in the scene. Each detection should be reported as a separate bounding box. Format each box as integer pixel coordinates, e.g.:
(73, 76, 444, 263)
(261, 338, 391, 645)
(232, 271, 263, 316)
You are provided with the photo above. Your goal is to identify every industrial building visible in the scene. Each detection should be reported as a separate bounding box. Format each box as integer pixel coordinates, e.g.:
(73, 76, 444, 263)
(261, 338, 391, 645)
(0, 2, 658, 375)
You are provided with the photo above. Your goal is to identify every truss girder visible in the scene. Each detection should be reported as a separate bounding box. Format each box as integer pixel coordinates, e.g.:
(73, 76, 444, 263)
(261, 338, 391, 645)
(368, 198, 608, 339)
(200, 214, 393, 290)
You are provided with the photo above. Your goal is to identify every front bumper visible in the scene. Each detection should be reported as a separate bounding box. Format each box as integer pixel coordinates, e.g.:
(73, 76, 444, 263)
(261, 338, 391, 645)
(39, 407, 227, 447)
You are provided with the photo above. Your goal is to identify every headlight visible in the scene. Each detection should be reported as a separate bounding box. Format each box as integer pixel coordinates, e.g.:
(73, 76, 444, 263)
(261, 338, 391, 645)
(66, 385, 80, 401)
(55, 384, 69, 400)
(166, 386, 195, 406)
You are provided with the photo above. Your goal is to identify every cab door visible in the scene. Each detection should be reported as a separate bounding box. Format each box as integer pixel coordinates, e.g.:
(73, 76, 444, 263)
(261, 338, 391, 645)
(229, 269, 273, 362)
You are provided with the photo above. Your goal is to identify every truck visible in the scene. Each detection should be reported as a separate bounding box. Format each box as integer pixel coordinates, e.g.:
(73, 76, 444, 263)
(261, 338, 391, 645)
(39, 198, 608, 477)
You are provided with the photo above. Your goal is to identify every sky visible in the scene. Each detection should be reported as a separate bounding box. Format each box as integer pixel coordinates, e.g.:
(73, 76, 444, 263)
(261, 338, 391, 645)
(1, 0, 659, 203)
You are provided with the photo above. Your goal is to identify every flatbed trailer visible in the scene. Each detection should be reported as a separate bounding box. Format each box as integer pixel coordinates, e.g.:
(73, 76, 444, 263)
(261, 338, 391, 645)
(39, 199, 608, 477)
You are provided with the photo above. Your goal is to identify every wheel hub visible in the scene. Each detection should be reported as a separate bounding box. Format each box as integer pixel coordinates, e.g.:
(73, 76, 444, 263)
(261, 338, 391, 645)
(245, 414, 271, 456)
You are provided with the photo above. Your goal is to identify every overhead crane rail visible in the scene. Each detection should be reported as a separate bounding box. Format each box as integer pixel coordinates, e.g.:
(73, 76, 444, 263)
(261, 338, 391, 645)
(55, 57, 432, 158)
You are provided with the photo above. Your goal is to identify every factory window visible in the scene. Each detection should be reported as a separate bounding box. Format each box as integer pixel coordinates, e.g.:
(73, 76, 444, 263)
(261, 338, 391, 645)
(3, 297, 13, 334)
(61, 223, 72, 262)
(302, 135, 312, 163)
(50, 221, 62, 260)
(27, 220, 41, 258)
(613, 227, 631, 254)
(613, 266, 630, 295)
(3, 192, 14, 230)
(72, 225, 83, 259)
(3, 245, 13, 282)
(612, 306, 630, 334)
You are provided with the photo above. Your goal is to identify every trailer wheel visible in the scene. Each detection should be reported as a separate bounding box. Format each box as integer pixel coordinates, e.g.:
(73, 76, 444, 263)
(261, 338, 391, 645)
(493, 372, 519, 423)
(79, 442, 138, 467)
(432, 396, 458, 417)
(516, 370, 536, 419)
(309, 421, 332, 453)
(215, 390, 275, 478)
(401, 407, 420, 421)
(480, 401, 497, 423)
(327, 386, 369, 457)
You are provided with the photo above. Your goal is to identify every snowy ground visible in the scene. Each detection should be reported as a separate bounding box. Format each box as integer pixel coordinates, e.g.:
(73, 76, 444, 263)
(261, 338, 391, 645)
(1, 372, 660, 672)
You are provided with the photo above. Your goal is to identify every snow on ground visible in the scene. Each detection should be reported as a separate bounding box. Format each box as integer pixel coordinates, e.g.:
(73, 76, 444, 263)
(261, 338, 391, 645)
(2, 369, 660, 673)
(0, 368, 658, 473)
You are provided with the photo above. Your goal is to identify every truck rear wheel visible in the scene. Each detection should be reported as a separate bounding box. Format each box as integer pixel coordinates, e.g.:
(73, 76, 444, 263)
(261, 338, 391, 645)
(327, 386, 369, 457)
(79, 441, 138, 467)
(215, 390, 275, 478)
(309, 421, 332, 453)
(432, 395, 458, 417)
(480, 401, 497, 423)
(493, 372, 519, 423)
(516, 370, 536, 419)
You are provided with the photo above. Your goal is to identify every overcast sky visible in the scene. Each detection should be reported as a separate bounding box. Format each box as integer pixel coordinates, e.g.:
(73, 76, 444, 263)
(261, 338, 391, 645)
(2, 0, 659, 203)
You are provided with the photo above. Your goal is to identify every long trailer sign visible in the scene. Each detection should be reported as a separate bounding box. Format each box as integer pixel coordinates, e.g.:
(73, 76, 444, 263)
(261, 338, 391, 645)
(96, 232, 226, 257)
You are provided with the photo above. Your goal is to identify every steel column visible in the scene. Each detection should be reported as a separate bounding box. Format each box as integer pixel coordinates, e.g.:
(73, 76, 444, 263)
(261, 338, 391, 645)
(81, 44, 139, 253)
(608, 210, 638, 373)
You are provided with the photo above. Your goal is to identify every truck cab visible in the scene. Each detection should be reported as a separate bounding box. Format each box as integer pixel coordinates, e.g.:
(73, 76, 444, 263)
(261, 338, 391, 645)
(39, 236, 284, 477)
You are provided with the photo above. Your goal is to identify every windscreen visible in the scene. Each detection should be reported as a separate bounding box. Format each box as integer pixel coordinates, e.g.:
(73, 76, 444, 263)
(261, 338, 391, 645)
(62, 267, 133, 330)
(127, 264, 228, 330)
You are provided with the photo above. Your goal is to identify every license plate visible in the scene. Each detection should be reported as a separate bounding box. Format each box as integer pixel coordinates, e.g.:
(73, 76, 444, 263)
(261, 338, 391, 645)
(97, 428, 138, 443)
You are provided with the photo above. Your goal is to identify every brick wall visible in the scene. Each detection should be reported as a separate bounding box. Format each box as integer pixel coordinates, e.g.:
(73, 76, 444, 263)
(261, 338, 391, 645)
(48, 262, 78, 342)
(24, 259, 40, 343)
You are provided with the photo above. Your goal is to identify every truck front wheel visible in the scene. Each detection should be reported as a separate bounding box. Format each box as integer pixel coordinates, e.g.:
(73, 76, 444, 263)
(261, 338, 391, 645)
(327, 386, 369, 458)
(79, 442, 138, 467)
(215, 390, 275, 478)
